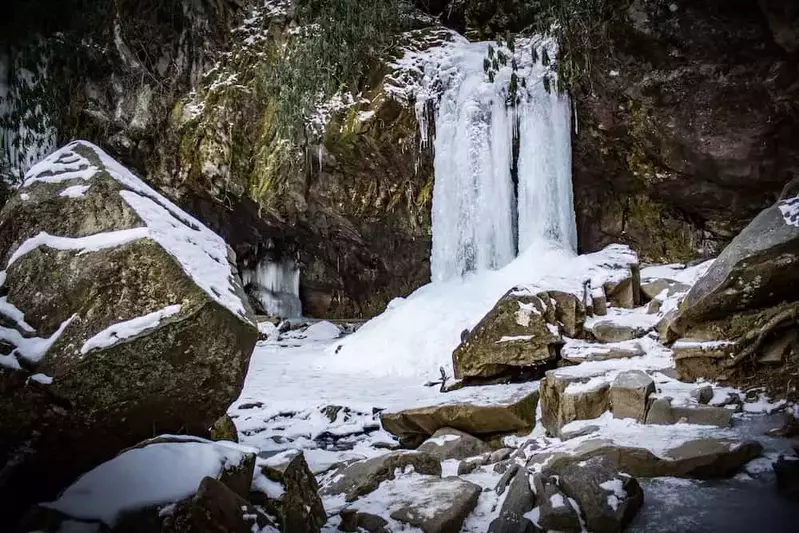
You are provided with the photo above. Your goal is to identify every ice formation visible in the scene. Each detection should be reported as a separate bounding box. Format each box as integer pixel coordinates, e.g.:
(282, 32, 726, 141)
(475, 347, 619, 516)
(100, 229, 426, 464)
(241, 258, 302, 318)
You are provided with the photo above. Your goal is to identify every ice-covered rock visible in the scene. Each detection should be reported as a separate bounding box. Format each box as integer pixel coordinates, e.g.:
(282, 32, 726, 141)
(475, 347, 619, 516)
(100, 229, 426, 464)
(0, 142, 258, 520)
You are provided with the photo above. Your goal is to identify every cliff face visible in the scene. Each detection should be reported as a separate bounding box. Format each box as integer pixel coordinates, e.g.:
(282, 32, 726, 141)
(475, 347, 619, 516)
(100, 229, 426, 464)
(2, 0, 797, 316)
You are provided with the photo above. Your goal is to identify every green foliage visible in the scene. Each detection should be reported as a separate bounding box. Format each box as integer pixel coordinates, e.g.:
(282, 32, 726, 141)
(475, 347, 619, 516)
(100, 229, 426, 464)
(260, 0, 411, 142)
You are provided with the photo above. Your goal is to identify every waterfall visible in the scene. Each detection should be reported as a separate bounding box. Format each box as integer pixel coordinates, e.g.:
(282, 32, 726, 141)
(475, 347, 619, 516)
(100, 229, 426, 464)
(420, 38, 576, 282)
(241, 259, 302, 318)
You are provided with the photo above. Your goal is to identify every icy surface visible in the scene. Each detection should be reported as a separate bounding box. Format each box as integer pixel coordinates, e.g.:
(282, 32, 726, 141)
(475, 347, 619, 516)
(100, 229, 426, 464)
(410, 37, 576, 281)
(44, 438, 254, 526)
(241, 258, 302, 318)
(23, 142, 250, 321)
(80, 305, 182, 356)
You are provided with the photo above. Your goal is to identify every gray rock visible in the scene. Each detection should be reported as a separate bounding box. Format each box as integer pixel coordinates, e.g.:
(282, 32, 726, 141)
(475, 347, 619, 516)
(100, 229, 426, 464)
(645, 398, 732, 427)
(417, 428, 491, 461)
(532, 474, 581, 533)
(389, 477, 481, 533)
(774, 455, 799, 502)
(555, 456, 644, 533)
(690, 385, 714, 404)
(609, 370, 655, 422)
(253, 450, 326, 533)
(673, 195, 799, 331)
(540, 370, 610, 436)
(489, 448, 514, 464)
(339, 509, 389, 533)
(560, 424, 600, 441)
(322, 451, 441, 502)
(457, 458, 483, 476)
(590, 320, 650, 343)
(488, 470, 537, 533)
(759, 329, 798, 364)
(0, 141, 258, 521)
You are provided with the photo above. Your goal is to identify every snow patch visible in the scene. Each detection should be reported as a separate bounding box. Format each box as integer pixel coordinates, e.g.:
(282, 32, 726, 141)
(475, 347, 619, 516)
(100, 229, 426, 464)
(80, 305, 182, 356)
(59, 184, 91, 198)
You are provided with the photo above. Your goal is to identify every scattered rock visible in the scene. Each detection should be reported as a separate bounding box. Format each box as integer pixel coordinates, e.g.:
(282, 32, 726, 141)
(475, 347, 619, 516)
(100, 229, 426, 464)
(645, 398, 732, 427)
(590, 320, 649, 343)
(690, 385, 714, 405)
(540, 370, 610, 436)
(774, 455, 799, 502)
(555, 456, 643, 533)
(672, 338, 737, 381)
(379, 390, 538, 445)
(452, 291, 564, 381)
(488, 470, 537, 533)
(457, 459, 483, 476)
(532, 437, 762, 479)
(210, 415, 238, 443)
(163, 477, 275, 533)
(339, 509, 389, 533)
(609, 370, 655, 422)
(489, 448, 514, 464)
(532, 474, 581, 533)
(254, 450, 326, 533)
(389, 477, 482, 533)
(417, 428, 491, 461)
(322, 452, 441, 502)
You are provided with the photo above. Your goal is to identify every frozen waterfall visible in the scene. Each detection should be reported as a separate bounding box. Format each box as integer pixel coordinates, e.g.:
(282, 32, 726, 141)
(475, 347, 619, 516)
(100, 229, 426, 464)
(419, 38, 577, 282)
(241, 258, 302, 318)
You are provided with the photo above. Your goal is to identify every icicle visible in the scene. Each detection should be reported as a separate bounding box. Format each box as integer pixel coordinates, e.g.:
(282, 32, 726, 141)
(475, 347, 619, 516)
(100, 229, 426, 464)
(241, 258, 302, 318)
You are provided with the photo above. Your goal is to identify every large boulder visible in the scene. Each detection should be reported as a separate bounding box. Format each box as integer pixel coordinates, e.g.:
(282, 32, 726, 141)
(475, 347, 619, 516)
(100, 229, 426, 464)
(452, 289, 571, 382)
(673, 193, 799, 333)
(539, 371, 610, 437)
(488, 470, 537, 533)
(609, 370, 655, 422)
(0, 141, 258, 521)
(388, 477, 482, 533)
(380, 388, 539, 446)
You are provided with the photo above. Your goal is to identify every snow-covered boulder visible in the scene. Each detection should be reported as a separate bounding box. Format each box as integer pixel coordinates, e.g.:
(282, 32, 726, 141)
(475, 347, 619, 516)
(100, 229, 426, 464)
(416, 427, 492, 461)
(0, 141, 258, 521)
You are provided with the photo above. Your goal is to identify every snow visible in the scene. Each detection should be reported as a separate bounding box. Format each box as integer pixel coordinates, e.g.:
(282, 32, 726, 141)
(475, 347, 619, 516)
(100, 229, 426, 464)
(23, 142, 251, 322)
(80, 305, 182, 356)
(0, 314, 76, 364)
(29, 373, 53, 385)
(300, 321, 342, 341)
(777, 196, 799, 227)
(44, 438, 253, 526)
(0, 295, 35, 332)
(550, 492, 566, 508)
(497, 334, 535, 343)
(59, 184, 91, 198)
(425, 434, 461, 446)
(7, 228, 150, 267)
(325, 242, 638, 380)
(640, 260, 715, 285)
(586, 306, 660, 331)
(672, 339, 736, 350)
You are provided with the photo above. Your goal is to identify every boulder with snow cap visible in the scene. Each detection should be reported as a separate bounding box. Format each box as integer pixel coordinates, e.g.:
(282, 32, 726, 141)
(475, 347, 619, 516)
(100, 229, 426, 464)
(539, 370, 610, 436)
(645, 398, 732, 427)
(488, 470, 537, 533)
(388, 476, 481, 533)
(0, 141, 258, 522)
(251, 449, 326, 533)
(416, 427, 492, 461)
(531, 474, 581, 533)
(452, 289, 567, 382)
(672, 193, 799, 333)
(554, 455, 643, 533)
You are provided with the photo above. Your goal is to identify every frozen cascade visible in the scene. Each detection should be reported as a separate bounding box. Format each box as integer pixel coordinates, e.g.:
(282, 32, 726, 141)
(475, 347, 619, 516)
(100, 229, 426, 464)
(241, 259, 302, 318)
(420, 38, 576, 281)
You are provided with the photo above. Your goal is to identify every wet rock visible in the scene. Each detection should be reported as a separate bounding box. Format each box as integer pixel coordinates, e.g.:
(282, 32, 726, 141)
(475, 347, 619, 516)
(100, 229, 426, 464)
(555, 456, 643, 533)
(163, 477, 275, 533)
(0, 142, 258, 521)
(645, 398, 732, 427)
(389, 477, 481, 533)
(532, 474, 581, 533)
(540, 370, 610, 436)
(321, 451, 441, 502)
(532, 437, 762, 479)
(774, 455, 799, 502)
(452, 291, 564, 381)
(609, 370, 655, 422)
(338, 509, 389, 533)
(417, 428, 491, 461)
(488, 470, 537, 533)
(254, 450, 326, 533)
(379, 390, 538, 444)
(690, 385, 714, 405)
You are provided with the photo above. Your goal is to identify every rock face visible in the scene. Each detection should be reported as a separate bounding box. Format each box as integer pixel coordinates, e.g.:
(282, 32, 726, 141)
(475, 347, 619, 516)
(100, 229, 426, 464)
(452, 290, 567, 382)
(0, 142, 258, 521)
(379, 389, 539, 445)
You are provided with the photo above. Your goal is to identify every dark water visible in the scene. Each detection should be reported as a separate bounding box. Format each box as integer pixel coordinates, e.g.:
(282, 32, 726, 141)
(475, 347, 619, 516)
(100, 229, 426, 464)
(629, 412, 799, 533)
